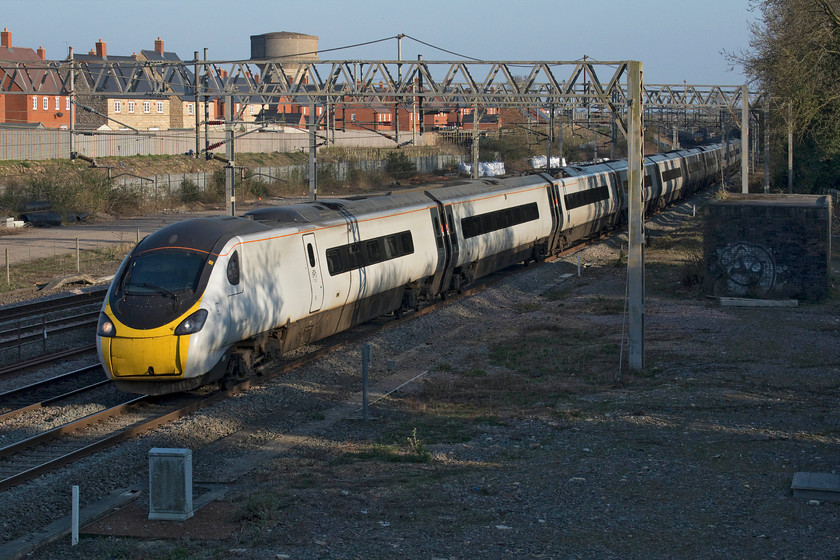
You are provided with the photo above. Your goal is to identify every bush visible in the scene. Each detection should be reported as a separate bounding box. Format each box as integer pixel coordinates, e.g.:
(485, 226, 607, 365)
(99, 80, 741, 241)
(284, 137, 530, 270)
(0, 169, 113, 217)
(179, 179, 200, 203)
(385, 151, 416, 181)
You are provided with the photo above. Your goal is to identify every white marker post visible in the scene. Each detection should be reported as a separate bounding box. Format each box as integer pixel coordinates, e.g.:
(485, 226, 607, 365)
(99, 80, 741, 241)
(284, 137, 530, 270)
(71, 485, 79, 546)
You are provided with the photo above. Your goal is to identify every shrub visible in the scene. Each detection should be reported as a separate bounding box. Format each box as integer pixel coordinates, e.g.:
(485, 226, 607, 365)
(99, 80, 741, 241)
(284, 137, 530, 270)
(179, 179, 200, 203)
(385, 151, 416, 181)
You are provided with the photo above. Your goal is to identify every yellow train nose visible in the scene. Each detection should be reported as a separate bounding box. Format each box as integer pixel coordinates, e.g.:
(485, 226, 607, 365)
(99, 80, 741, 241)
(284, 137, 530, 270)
(104, 335, 188, 378)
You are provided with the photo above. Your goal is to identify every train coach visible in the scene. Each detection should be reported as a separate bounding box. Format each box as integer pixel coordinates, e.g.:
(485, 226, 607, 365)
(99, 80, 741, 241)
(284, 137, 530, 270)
(97, 141, 740, 394)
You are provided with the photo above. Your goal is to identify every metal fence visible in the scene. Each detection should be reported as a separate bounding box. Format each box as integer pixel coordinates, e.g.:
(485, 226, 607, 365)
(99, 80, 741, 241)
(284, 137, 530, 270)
(113, 154, 465, 199)
(0, 128, 438, 161)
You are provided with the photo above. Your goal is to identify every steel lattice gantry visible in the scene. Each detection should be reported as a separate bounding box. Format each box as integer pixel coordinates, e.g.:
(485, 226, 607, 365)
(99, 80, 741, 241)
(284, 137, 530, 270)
(0, 57, 758, 122)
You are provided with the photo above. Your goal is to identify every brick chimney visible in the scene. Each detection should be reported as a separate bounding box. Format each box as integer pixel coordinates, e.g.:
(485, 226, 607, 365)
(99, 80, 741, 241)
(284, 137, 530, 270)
(37, 46, 45, 60)
(1, 28, 11, 49)
(154, 36, 164, 54)
(95, 38, 106, 58)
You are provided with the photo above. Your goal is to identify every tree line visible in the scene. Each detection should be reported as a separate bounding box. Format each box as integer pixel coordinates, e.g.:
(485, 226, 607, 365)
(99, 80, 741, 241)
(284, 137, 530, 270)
(731, 0, 840, 192)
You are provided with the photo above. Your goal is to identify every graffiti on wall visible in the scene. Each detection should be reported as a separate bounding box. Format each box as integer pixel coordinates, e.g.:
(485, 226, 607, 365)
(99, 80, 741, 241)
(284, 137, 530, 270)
(713, 242, 783, 297)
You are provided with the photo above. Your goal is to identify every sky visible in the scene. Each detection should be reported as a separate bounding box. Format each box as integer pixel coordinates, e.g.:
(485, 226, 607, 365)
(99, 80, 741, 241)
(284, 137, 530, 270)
(0, 0, 756, 85)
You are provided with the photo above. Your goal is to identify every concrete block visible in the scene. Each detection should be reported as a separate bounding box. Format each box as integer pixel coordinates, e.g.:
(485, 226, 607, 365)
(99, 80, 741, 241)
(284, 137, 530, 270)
(791, 472, 840, 502)
(148, 448, 193, 521)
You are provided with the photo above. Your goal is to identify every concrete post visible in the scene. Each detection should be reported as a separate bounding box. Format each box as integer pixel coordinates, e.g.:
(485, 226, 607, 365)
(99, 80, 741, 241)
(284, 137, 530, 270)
(627, 61, 645, 372)
(225, 96, 235, 215)
(741, 85, 749, 194)
(309, 101, 317, 201)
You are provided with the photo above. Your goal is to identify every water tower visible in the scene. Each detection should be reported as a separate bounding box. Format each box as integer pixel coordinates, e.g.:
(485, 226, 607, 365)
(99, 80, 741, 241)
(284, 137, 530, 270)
(250, 31, 319, 84)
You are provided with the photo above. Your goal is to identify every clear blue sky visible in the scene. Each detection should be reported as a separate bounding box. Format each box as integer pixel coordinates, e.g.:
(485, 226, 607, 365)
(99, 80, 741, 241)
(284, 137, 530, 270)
(0, 0, 755, 85)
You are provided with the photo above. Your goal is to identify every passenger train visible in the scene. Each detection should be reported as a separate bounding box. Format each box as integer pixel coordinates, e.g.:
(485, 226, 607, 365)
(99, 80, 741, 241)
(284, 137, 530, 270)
(97, 141, 741, 394)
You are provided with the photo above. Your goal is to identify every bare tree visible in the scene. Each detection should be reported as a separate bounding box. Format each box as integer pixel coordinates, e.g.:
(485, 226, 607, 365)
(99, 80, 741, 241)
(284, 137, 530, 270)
(730, 0, 840, 189)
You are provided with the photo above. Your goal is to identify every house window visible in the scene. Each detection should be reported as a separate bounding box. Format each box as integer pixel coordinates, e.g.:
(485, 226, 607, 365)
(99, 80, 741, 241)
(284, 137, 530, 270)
(43, 97, 49, 110)
(143, 101, 150, 113)
(234, 103, 240, 113)
(114, 100, 122, 113)
(128, 101, 135, 113)
(187, 103, 194, 116)
(66, 97, 70, 111)
(54, 97, 59, 110)
(249, 105, 255, 115)
(156, 101, 163, 113)
(351, 113, 356, 122)
(33, 97, 37, 110)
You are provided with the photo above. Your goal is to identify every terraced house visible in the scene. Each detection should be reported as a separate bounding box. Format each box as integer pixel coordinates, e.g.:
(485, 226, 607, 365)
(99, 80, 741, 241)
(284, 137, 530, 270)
(73, 37, 222, 132)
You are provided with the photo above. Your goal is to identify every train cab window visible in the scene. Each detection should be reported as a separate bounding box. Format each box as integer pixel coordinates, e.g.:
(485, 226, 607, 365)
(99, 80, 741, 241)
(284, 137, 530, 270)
(307, 243, 316, 268)
(227, 251, 240, 285)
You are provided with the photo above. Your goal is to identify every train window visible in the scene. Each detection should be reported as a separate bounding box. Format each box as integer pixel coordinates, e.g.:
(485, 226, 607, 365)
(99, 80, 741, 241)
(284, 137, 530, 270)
(307, 243, 316, 268)
(347, 244, 362, 269)
(401, 232, 414, 253)
(227, 251, 240, 285)
(385, 236, 399, 258)
(661, 167, 682, 182)
(326, 248, 342, 275)
(564, 186, 609, 211)
(367, 240, 382, 263)
(460, 202, 539, 240)
(325, 230, 415, 276)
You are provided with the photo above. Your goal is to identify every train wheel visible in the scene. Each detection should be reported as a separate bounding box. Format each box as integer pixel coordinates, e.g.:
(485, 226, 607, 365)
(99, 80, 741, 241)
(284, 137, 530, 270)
(558, 235, 569, 253)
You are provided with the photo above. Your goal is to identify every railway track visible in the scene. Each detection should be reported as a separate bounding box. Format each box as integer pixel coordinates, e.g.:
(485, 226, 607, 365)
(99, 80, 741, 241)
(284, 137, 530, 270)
(0, 364, 107, 422)
(0, 288, 107, 325)
(0, 289, 103, 372)
(0, 345, 98, 378)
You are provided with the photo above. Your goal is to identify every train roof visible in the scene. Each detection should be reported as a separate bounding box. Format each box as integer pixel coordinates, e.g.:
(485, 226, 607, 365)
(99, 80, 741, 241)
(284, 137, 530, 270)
(243, 191, 436, 227)
(424, 174, 552, 202)
(135, 215, 271, 256)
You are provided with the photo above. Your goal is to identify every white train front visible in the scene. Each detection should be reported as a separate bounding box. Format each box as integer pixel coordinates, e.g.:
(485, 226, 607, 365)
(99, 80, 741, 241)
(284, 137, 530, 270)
(96, 142, 740, 394)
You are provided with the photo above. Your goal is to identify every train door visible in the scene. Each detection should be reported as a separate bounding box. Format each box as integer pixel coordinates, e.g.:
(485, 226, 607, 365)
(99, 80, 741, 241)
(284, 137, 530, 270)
(547, 181, 564, 252)
(440, 206, 460, 290)
(425, 193, 458, 295)
(302, 233, 324, 313)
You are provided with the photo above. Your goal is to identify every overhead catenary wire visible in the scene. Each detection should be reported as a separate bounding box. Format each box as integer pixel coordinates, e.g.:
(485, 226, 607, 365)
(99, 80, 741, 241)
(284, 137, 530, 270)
(247, 33, 483, 62)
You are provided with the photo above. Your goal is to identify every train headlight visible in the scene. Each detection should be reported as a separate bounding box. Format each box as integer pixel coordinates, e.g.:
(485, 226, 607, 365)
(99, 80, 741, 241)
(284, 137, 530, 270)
(97, 313, 116, 338)
(174, 309, 209, 336)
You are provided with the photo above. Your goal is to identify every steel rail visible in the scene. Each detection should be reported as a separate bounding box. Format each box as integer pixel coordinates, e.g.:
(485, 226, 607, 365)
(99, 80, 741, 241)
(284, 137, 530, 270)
(0, 289, 107, 324)
(0, 364, 106, 423)
(0, 345, 97, 378)
(0, 311, 98, 351)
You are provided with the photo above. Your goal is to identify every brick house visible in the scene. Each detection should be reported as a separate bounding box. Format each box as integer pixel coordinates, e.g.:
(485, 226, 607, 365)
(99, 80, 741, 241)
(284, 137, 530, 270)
(0, 28, 71, 129)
